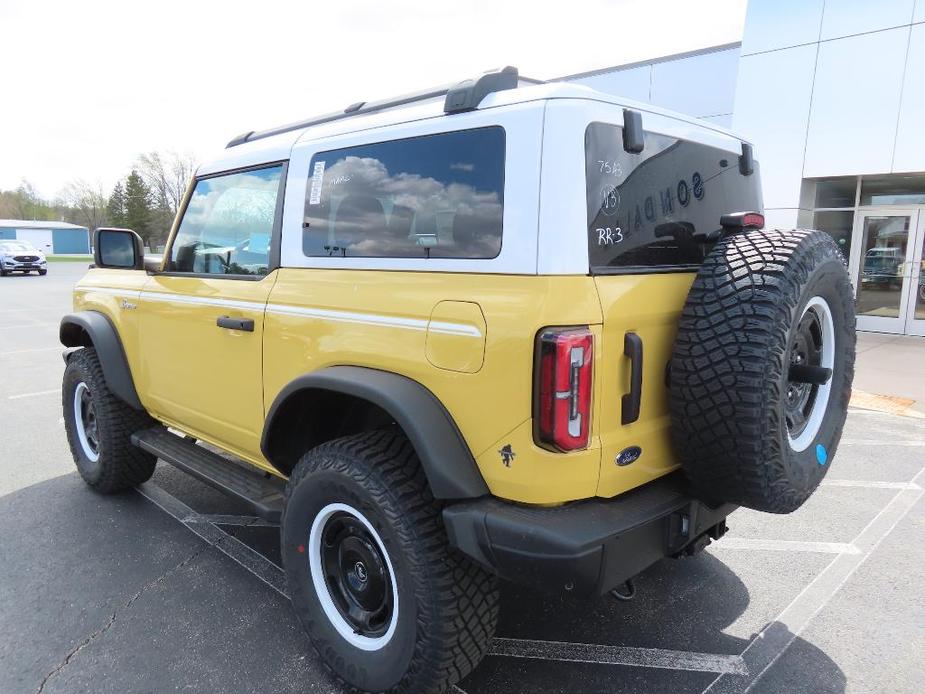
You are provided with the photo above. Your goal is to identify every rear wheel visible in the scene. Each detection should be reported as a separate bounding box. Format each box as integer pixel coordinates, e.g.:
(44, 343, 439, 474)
(63, 348, 157, 493)
(281, 430, 499, 693)
(670, 229, 856, 513)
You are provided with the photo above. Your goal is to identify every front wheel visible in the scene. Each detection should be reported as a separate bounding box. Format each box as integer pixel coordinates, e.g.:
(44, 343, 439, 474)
(281, 430, 499, 694)
(63, 348, 157, 493)
(38, 269, 47, 275)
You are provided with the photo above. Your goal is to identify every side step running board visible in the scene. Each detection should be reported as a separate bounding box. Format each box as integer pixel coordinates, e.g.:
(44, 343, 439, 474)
(131, 426, 285, 522)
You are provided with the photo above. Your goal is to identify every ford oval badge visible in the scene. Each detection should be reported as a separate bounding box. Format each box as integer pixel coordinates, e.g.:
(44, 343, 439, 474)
(616, 446, 642, 467)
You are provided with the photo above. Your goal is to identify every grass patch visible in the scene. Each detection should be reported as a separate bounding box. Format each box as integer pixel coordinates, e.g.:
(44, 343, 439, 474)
(47, 255, 93, 263)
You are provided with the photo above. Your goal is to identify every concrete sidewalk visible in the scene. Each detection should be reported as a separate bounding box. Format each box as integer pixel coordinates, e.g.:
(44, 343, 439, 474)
(853, 332, 925, 416)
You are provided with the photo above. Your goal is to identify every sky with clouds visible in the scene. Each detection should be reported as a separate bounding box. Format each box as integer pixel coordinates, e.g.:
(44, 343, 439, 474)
(0, 0, 746, 198)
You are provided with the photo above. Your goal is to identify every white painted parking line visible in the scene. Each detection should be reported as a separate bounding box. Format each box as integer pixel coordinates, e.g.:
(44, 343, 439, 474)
(490, 638, 748, 675)
(0, 322, 58, 330)
(0, 346, 61, 357)
(0, 306, 62, 313)
(822, 478, 922, 490)
(136, 482, 288, 596)
(712, 538, 861, 555)
(839, 439, 925, 446)
(703, 466, 925, 694)
(8, 388, 59, 400)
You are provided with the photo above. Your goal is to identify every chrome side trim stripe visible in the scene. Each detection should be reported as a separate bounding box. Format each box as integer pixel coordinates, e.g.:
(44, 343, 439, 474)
(79, 286, 142, 299)
(142, 291, 263, 312)
(118, 290, 482, 338)
(267, 303, 482, 337)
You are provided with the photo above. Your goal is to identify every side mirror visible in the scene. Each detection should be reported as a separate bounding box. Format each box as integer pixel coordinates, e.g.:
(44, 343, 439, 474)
(93, 227, 144, 270)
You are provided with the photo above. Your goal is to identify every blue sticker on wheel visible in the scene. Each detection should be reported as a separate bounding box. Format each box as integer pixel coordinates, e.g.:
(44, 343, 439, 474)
(816, 444, 828, 466)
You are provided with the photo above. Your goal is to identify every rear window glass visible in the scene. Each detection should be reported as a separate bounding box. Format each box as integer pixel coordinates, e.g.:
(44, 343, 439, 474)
(585, 122, 762, 272)
(302, 127, 505, 259)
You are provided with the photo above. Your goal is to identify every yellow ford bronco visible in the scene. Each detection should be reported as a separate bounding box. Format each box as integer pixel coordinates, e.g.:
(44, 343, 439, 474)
(60, 67, 855, 693)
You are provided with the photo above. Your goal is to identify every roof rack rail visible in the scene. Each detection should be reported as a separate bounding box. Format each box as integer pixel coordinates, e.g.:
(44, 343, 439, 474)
(226, 66, 525, 149)
(444, 66, 519, 113)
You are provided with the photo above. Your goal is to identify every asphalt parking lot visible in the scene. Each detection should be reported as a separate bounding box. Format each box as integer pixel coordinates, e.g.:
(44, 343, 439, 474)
(1, 263, 923, 694)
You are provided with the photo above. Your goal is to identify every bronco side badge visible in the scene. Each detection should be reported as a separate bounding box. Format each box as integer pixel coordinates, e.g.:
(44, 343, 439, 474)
(499, 444, 515, 468)
(616, 446, 642, 466)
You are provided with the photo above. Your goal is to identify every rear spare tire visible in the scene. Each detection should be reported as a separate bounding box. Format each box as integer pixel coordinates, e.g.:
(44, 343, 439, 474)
(670, 229, 855, 513)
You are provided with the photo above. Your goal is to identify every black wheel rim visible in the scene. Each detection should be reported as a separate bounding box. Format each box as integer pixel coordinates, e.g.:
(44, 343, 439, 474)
(785, 309, 824, 439)
(320, 511, 393, 638)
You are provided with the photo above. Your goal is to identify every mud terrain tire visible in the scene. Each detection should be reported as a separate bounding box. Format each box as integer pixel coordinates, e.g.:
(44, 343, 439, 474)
(281, 430, 499, 694)
(63, 347, 157, 492)
(670, 229, 856, 513)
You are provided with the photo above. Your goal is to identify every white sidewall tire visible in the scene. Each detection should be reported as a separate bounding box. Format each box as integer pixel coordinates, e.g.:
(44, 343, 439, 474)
(787, 295, 836, 453)
(307, 502, 399, 652)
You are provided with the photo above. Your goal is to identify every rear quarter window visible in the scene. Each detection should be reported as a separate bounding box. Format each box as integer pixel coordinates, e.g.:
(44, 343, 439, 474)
(585, 122, 762, 273)
(303, 127, 505, 259)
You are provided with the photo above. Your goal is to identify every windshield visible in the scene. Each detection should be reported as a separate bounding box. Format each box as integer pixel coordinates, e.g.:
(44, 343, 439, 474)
(0, 241, 36, 252)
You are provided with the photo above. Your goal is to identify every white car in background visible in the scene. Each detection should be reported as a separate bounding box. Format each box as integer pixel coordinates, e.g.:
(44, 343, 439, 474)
(0, 240, 48, 276)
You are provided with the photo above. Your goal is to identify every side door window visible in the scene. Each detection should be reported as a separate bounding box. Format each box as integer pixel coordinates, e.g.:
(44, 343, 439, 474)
(169, 165, 284, 276)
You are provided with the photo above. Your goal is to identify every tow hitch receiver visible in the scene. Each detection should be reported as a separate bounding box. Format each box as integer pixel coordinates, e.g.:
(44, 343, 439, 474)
(668, 509, 729, 558)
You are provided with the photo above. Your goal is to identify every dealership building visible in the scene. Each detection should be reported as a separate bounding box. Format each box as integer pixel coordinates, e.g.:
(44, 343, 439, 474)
(562, 0, 925, 336)
(0, 219, 91, 255)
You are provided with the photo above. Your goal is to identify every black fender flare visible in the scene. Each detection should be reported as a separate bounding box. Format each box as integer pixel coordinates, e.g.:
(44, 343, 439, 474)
(262, 366, 489, 499)
(59, 311, 143, 410)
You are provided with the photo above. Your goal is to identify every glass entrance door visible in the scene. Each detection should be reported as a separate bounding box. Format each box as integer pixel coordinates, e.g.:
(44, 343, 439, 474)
(850, 209, 922, 334)
(905, 217, 925, 336)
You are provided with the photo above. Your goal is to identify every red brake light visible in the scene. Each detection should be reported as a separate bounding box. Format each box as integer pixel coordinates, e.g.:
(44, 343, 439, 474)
(742, 212, 765, 229)
(720, 211, 765, 231)
(535, 327, 593, 451)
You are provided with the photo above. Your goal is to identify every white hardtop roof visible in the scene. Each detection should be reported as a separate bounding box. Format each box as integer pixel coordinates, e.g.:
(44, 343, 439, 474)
(0, 219, 88, 230)
(199, 81, 746, 175)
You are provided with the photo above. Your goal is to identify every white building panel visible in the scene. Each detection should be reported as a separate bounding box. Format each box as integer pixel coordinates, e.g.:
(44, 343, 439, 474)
(15, 228, 53, 252)
(763, 209, 801, 230)
(699, 114, 733, 128)
(820, 0, 916, 41)
(893, 24, 925, 172)
(804, 27, 909, 178)
(570, 66, 651, 103)
(741, 0, 825, 55)
(733, 44, 817, 209)
(649, 48, 740, 117)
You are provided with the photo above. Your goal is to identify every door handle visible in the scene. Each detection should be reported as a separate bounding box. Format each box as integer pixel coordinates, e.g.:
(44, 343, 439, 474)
(622, 332, 643, 425)
(216, 315, 254, 332)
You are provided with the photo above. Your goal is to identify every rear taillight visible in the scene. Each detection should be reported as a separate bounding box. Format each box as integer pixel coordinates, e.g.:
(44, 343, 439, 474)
(535, 327, 593, 451)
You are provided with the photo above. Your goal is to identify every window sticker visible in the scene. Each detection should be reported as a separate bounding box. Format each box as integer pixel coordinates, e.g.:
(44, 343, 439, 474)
(308, 161, 326, 205)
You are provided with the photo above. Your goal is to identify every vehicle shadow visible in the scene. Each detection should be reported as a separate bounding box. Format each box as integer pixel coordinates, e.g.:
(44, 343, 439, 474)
(0, 473, 846, 694)
(459, 551, 847, 694)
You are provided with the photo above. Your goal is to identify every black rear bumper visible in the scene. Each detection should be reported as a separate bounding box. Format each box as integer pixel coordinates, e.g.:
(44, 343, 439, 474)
(443, 472, 735, 596)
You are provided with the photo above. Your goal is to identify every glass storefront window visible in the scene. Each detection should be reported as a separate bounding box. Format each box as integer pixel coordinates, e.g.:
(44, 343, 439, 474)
(813, 210, 853, 261)
(860, 175, 925, 206)
(814, 177, 857, 208)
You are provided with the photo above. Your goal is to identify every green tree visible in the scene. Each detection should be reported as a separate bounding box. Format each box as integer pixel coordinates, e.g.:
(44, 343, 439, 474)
(107, 181, 127, 227)
(5, 180, 55, 221)
(123, 170, 152, 243)
(59, 180, 108, 231)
